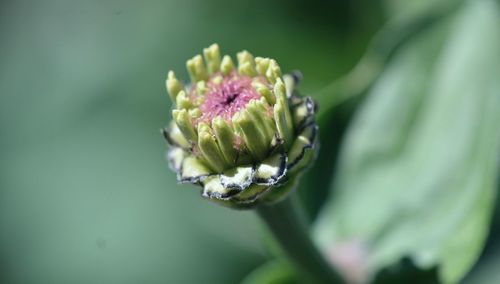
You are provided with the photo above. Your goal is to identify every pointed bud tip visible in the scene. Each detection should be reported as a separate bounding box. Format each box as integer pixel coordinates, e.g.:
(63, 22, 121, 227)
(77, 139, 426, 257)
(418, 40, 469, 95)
(221, 55, 234, 75)
(203, 44, 221, 73)
(166, 70, 184, 102)
(273, 78, 286, 101)
(186, 54, 207, 82)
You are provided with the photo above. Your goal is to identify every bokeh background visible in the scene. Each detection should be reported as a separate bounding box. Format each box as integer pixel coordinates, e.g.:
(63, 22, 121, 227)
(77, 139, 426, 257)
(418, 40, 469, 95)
(0, 0, 498, 283)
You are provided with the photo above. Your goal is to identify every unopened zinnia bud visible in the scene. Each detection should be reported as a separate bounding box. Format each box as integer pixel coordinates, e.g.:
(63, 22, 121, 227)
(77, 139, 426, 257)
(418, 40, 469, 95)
(162, 44, 318, 208)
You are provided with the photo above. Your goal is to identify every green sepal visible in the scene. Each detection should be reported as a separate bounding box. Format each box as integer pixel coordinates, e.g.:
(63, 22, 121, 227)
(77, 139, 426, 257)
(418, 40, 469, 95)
(283, 71, 302, 98)
(202, 175, 241, 200)
(162, 121, 190, 149)
(167, 147, 185, 172)
(291, 96, 315, 130)
(206, 196, 257, 210)
(230, 183, 269, 204)
(254, 152, 287, 185)
(286, 123, 317, 174)
(219, 165, 255, 191)
(260, 176, 298, 205)
(288, 95, 303, 108)
(179, 156, 212, 183)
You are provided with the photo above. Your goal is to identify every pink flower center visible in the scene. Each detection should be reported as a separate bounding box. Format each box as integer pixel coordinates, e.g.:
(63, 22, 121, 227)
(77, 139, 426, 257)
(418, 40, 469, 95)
(199, 74, 260, 122)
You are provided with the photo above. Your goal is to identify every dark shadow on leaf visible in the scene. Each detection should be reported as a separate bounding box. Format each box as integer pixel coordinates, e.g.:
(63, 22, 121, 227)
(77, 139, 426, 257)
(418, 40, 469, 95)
(372, 258, 440, 284)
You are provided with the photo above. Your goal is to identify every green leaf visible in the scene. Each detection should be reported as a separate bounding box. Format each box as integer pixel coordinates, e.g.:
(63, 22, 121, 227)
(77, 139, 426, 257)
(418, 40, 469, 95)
(383, 0, 459, 20)
(313, 1, 500, 283)
(463, 243, 500, 284)
(240, 260, 299, 284)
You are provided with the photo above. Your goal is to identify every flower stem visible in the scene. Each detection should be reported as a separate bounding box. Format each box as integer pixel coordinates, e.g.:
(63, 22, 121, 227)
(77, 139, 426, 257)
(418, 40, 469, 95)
(256, 195, 346, 284)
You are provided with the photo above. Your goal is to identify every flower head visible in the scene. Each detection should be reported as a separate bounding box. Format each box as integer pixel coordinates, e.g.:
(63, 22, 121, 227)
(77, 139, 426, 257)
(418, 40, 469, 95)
(163, 44, 318, 208)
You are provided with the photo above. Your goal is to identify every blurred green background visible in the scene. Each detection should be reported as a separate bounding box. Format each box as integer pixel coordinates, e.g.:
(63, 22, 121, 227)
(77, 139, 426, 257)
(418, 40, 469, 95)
(0, 0, 379, 283)
(1, 0, 499, 283)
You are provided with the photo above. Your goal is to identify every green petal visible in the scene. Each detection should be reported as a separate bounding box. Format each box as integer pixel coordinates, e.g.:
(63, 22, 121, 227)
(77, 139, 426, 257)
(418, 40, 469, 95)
(254, 152, 287, 185)
(287, 123, 318, 173)
(212, 116, 238, 165)
(202, 175, 241, 200)
(162, 121, 190, 149)
(198, 128, 229, 172)
(252, 81, 276, 105)
(186, 54, 208, 83)
(237, 50, 256, 76)
(291, 96, 315, 130)
(233, 111, 269, 161)
(166, 71, 183, 102)
(265, 59, 281, 84)
(167, 147, 185, 172)
(172, 109, 197, 142)
(273, 100, 293, 149)
(175, 90, 192, 109)
(255, 57, 270, 76)
(219, 165, 255, 191)
(179, 156, 212, 183)
(246, 99, 275, 144)
(220, 55, 234, 75)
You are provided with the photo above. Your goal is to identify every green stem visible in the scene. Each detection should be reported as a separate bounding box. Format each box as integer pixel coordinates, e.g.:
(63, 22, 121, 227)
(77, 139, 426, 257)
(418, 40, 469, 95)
(256, 196, 346, 284)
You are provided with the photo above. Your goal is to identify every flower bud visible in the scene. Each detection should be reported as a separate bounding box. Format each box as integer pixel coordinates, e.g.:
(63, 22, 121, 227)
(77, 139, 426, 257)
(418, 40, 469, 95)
(162, 44, 318, 208)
